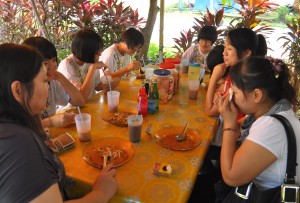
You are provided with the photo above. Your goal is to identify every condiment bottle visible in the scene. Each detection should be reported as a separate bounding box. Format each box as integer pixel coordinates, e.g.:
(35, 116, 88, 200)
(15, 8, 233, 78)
(188, 62, 201, 81)
(147, 81, 156, 114)
(137, 82, 148, 116)
(144, 79, 150, 95)
(159, 62, 179, 95)
(152, 69, 174, 104)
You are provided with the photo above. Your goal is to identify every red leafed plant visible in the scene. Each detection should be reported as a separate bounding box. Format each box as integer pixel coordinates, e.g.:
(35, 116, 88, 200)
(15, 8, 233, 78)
(173, 29, 194, 54)
(227, 0, 278, 33)
(173, 7, 224, 54)
(193, 7, 224, 35)
(0, 0, 37, 43)
(0, 0, 145, 50)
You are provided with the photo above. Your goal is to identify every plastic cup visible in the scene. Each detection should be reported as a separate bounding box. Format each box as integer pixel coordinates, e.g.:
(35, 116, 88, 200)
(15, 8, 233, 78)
(75, 113, 91, 142)
(189, 80, 200, 100)
(127, 115, 143, 143)
(145, 68, 154, 79)
(181, 58, 189, 74)
(107, 91, 120, 112)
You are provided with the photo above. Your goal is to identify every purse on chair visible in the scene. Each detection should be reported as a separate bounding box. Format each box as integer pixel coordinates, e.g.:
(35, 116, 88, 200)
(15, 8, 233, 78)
(221, 114, 299, 203)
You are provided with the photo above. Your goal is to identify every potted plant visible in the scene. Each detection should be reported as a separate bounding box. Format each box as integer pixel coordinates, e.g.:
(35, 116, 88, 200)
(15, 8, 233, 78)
(278, 15, 300, 117)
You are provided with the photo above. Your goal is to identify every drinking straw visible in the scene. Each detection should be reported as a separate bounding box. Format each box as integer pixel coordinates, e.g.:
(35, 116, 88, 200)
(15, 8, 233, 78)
(77, 106, 84, 123)
(141, 57, 146, 67)
(102, 68, 112, 96)
(136, 97, 141, 118)
(141, 57, 146, 72)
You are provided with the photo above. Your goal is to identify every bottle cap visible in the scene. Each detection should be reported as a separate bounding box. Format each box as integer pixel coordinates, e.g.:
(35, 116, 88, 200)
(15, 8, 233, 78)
(159, 62, 175, 69)
(153, 69, 171, 76)
(189, 62, 201, 67)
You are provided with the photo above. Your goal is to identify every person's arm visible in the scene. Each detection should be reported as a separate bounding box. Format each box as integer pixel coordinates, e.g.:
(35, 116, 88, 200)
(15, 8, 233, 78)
(205, 63, 227, 116)
(108, 60, 141, 78)
(181, 45, 193, 60)
(218, 94, 277, 187)
(54, 71, 85, 107)
(80, 62, 107, 100)
(41, 113, 76, 128)
(31, 165, 117, 203)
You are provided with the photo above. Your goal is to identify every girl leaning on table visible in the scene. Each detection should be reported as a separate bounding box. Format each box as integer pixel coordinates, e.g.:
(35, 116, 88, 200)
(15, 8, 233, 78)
(217, 56, 300, 200)
(58, 28, 119, 100)
(23, 37, 85, 129)
(0, 43, 117, 202)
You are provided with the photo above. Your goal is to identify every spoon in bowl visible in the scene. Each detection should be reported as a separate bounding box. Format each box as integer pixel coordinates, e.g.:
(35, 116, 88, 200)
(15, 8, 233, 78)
(176, 122, 189, 141)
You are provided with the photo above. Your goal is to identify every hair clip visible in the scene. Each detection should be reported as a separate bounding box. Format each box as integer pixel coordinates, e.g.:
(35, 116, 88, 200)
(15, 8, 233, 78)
(265, 56, 284, 78)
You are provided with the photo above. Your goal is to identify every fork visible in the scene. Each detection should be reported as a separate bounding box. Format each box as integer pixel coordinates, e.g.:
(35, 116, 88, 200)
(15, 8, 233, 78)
(145, 122, 152, 135)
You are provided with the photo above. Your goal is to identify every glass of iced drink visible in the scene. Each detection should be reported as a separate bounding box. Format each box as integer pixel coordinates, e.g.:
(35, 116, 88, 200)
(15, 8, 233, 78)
(189, 80, 200, 100)
(107, 91, 120, 112)
(127, 115, 143, 143)
(75, 113, 91, 142)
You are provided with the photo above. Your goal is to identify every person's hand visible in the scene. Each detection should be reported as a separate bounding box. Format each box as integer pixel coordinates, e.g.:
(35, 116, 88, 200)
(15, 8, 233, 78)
(212, 63, 227, 81)
(218, 93, 238, 128)
(94, 61, 108, 70)
(126, 61, 142, 71)
(52, 69, 63, 81)
(213, 91, 222, 105)
(50, 112, 76, 127)
(92, 164, 117, 202)
(102, 77, 121, 93)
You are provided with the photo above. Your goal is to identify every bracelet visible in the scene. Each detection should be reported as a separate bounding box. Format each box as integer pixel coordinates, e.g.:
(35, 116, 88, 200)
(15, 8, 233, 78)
(48, 117, 52, 127)
(223, 128, 236, 132)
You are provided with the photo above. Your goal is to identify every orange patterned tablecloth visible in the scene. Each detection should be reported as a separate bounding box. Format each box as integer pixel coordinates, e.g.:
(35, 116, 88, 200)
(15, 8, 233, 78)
(54, 74, 217, 203)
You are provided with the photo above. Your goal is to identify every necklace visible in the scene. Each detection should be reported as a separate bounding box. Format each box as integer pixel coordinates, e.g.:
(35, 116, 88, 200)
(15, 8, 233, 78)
(67, 56, 89, 85)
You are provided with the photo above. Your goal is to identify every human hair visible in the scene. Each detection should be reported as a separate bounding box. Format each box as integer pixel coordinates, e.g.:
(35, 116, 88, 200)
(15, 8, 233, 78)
(23, 36, 57, 60)
(227, 28, 267, 59)
(71, 28, 104, 63)
(0, 43, 47, 138)
(230, 56, 296, 105)
(207, 45, 224, 73)
(197, 25, 218, 44)
(120, 28, 144, 50)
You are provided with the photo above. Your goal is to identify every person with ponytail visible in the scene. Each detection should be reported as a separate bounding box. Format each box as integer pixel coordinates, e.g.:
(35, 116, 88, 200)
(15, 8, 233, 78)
(218, 56, 300, 190)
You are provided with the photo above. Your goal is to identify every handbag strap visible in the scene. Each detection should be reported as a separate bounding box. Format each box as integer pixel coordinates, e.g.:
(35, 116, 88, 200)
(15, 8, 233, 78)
(271, 114, 297, 184)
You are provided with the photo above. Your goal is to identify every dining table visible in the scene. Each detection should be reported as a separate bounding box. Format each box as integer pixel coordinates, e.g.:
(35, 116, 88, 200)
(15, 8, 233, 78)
(52, 72, 217, 203)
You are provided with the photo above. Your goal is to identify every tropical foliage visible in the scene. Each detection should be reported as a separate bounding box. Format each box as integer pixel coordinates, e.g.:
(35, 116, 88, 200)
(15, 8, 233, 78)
(172, 0, 279, 54)
(278, 15, 300, 112)
(279, 16, 300, 68)
(0, 0, 145, 52)
(173, 8, 224, 54)
(226, 0, 278, 33)
(173, 29, 194, 54)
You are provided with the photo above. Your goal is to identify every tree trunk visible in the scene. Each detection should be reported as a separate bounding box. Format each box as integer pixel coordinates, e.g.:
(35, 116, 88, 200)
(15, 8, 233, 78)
(293, 0, 300, 12)
(29, 0, 50, 40)
(137, 0, 159, 63)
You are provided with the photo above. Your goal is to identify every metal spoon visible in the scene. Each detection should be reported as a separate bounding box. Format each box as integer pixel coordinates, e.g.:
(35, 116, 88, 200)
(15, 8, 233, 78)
(176, 122, 189, 141)
(145, 122, 152, 135)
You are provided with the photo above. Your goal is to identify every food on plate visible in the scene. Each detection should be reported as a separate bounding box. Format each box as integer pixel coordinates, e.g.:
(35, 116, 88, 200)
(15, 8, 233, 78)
(89, 145, 128, 168)
(102, 111, 134, 126)
(153, 162, 173, 177)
